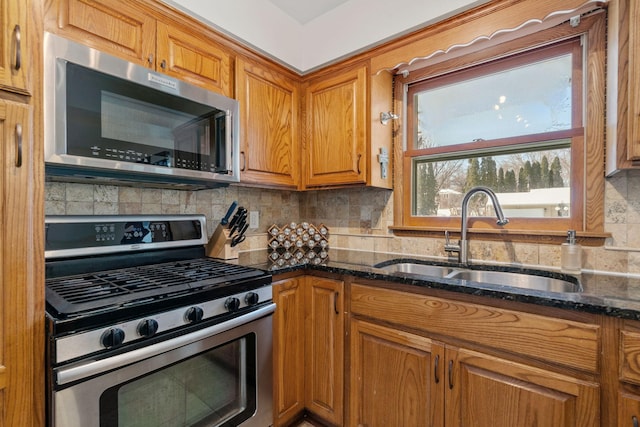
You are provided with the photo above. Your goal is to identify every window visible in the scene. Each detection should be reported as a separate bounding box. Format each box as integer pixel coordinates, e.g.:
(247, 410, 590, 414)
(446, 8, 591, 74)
(393, 14, 606, 241)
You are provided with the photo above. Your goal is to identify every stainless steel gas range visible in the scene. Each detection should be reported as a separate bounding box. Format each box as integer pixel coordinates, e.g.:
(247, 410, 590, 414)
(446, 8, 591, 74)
(44, 214, 273, 427)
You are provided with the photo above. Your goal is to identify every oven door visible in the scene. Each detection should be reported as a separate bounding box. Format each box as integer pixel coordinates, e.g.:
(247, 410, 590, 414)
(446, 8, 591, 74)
(51, 304, 274, 427)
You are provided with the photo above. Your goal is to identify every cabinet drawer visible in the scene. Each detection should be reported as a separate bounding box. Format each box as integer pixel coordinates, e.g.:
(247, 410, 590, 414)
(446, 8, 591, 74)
(621, 330, 640, 384)
(351, 283, 599, 373)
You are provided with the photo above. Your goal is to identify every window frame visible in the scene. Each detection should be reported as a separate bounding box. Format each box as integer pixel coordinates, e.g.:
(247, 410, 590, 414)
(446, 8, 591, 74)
(391, 12, 607, 244)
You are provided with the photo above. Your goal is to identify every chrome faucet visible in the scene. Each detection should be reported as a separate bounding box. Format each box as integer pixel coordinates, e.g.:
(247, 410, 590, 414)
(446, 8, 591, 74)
(444, 186, 509, 265)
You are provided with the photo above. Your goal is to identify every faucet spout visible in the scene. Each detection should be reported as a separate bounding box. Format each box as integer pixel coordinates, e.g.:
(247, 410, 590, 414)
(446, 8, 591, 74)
(459, 186, 509, 265)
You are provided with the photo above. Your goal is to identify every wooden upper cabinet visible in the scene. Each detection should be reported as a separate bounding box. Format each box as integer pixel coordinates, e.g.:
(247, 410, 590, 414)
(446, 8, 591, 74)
(44, 0, 233, 96)
(0, 0, 29, 93)
(236, 57, 299, 188)
(369, 69, 394, 189)
(156, 22, 232, 97)
(304, 65, 367, 188)
(607, 0, 640, 172)
(627, 0, 640, 160)
(44, 1, 395, 191)
(44, 0, 156, 66)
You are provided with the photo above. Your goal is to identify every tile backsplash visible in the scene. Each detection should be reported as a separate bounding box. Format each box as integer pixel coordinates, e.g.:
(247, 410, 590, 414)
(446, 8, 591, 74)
(45, 182, 302, 251)
(45, 169, 640, 275)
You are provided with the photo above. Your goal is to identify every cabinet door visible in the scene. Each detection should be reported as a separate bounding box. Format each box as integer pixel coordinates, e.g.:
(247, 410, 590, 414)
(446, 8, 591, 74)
(349, 318, 445, 427)
(619, 391, 640, 427)
(305, 66, 367, 188)
(272, 278, 305, 427)
(304, 277, 344, 425)
(0, 0, 28, 92)
(45, 0, 156, 66)
(446, 348, 600, 427)
(369, 70, 393, 189)
(156, 22, 232, 97)
(1, 100, 43, 426)
(628, 0, 640, 159)
(236, 58, 299, 188)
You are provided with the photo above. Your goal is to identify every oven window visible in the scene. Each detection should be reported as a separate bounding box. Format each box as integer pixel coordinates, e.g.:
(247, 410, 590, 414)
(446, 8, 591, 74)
(99, 333, 257, 427)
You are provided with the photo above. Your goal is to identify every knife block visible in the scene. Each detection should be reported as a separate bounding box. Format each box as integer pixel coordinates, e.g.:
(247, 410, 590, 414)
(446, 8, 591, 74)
(206, 224, 239, 260)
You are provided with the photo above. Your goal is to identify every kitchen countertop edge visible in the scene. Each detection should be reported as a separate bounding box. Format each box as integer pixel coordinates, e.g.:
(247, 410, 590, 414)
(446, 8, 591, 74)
(233, 249, 640, 321)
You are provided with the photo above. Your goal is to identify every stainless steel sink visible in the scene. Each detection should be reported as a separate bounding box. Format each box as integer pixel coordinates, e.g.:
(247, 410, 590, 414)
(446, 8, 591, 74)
(376, 262, 453, 278)
(445, 269, 582, 293)
(374, 260, 582, 293)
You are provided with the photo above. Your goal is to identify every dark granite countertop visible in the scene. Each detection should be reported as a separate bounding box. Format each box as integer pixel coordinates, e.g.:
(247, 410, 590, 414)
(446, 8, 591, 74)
(233, 249, 640, 321)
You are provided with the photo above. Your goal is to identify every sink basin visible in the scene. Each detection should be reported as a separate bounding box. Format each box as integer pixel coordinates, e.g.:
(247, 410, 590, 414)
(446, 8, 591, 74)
(446, 269, 582, 293)
(376, 262, 453, 278)
(374, 260, 582, 293)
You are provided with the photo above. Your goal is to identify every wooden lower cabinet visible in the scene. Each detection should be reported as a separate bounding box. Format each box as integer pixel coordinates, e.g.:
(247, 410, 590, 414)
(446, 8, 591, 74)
(276, 278, 605, 427)
(1, 96, 44, 426)
(305, 277, 344, 426)
(349, 318, 444, 427)
(448, 348, 599, 427)
(273, 277, 305, 427)
(349, 282, 600, 427)
(273, 276, 345, 426)
(349, 320, 599, 427)
(618, 392, 640, 427)
(619, 327, 640, 426)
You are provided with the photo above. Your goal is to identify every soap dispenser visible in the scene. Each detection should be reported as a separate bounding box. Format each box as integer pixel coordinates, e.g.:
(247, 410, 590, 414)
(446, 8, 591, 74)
(561, 230, 582, 274)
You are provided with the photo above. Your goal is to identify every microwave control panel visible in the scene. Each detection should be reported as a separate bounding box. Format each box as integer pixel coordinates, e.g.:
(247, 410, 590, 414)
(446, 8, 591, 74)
(86, 145, 221, 173)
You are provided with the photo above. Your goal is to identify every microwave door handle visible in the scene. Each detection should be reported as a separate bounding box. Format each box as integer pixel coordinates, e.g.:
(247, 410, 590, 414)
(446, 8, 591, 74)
(226, 111, 233, 173)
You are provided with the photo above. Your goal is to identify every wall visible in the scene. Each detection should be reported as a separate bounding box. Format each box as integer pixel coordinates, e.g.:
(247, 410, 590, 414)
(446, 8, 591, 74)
(44, 181, 302, 251)
(165, 0, 488, 72)
(45, 168, 640, 275)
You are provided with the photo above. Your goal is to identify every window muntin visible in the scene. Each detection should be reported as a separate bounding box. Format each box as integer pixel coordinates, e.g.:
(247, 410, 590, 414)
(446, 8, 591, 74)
(403, 37, 584, 229)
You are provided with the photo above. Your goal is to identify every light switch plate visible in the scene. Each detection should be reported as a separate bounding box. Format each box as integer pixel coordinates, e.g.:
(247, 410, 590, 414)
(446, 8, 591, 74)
(249, 211, 259, 229)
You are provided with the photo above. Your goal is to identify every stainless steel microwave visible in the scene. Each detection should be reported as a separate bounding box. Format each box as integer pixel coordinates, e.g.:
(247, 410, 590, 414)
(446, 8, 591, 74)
(44, 32, 240, 189)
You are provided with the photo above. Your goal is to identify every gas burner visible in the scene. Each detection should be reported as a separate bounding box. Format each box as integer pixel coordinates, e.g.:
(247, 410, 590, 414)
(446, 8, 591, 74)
(46, 258, 268, 318)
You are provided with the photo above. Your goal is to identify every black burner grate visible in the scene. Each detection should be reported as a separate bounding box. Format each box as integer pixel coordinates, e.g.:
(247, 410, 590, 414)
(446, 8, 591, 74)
(46, 258, 267, 316)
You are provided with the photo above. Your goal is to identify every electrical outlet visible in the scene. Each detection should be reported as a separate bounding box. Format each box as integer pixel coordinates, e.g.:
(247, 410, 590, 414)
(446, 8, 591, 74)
(249, 211, 259, 229)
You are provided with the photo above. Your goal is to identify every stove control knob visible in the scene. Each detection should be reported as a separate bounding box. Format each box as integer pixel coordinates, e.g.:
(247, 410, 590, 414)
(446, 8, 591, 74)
(244, 292, 260, 306)
(101, 328, 125, 349)
(185, 306, 204, 323)
(137, 318, 159, 337)
(225, 297, 241, 312)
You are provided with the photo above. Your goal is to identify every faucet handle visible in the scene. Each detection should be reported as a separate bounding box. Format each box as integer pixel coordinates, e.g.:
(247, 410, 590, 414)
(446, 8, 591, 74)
(444, 230, 460, 253)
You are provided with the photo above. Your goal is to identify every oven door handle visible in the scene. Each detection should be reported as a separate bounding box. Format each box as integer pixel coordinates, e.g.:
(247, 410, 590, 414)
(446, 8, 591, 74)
(56, 303, 276, 386)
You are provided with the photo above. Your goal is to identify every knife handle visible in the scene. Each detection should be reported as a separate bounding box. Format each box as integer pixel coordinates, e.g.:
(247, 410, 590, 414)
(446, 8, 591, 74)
(221, 201, 238, 225)
(236, 222, 249, 237)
